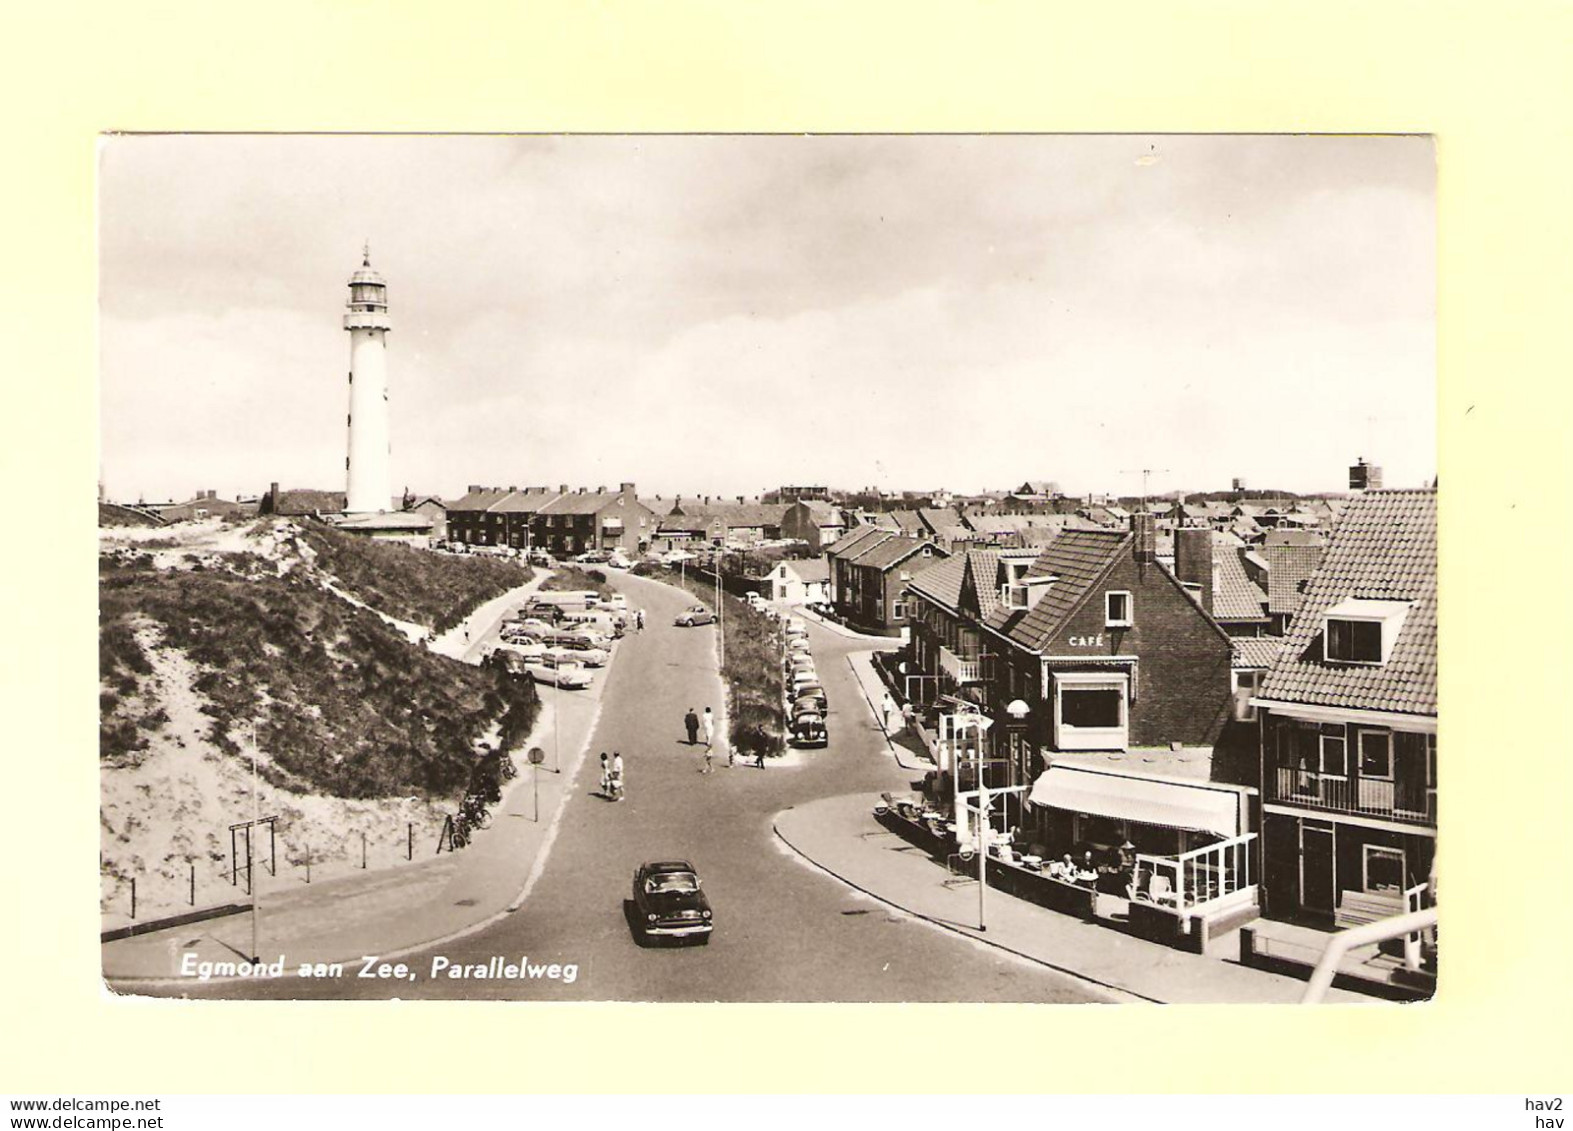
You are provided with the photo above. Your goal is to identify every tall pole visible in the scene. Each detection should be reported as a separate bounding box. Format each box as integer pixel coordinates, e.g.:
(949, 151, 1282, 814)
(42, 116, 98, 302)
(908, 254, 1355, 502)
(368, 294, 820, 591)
(977, 776, 989, 932)
(716, 564, 724, 668)
(250, 724, 261, 963)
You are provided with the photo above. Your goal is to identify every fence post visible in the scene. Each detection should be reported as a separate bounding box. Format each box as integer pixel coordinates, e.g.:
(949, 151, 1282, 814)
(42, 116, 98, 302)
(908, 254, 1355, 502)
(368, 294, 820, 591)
(407, 822, 413, 861)
(270, 820, 277, 877)
(361, 831, 368, 869)
(189, 862, 195, 907)
(305, 843, 311, 884)
(130, 877, 136, 920)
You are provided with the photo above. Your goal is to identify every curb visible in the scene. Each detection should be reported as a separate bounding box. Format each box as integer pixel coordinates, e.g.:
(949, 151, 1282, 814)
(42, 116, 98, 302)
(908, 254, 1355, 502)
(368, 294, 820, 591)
(771, 812, 1153, 1005)
(843, 654, 931, 772)
(792, 605, 901, 643)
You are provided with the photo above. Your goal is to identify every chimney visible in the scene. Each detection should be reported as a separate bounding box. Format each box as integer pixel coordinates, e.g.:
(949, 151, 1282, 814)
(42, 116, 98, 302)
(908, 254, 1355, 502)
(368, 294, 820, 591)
(1130, 513, 1156, 563)
(559, 484, 569, 494)
(467, 484, 482, 494)
(737, 495, 745, 504)
(269, 482, 280, 512)
(1175, 528, 1214, 614)
(209, 489, 218, 499)
(620, 482, 635, 495)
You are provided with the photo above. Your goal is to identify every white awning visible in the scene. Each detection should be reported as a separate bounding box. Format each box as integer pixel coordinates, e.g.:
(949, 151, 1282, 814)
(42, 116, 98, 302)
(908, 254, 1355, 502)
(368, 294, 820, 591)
(1027, 765, 1243, 838)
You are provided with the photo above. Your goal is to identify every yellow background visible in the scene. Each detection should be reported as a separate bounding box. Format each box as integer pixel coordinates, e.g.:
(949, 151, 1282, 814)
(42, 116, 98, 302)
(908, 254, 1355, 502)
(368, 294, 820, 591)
(4, 0, 1569, 1094)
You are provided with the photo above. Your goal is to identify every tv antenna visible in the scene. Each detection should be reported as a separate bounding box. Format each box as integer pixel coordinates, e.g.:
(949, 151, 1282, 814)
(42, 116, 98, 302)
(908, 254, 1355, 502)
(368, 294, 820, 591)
(1119, 467, 1170, 506)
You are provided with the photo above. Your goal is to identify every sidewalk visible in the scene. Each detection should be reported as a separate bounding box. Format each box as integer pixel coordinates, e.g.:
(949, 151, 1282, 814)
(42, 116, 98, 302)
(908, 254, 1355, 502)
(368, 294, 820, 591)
(774, 793, 1368, 1005)
(790, 603, 902, 643)
(104, 627, 604, 985)
(842, 649, 933, 772)
(429, 569, 550, 663)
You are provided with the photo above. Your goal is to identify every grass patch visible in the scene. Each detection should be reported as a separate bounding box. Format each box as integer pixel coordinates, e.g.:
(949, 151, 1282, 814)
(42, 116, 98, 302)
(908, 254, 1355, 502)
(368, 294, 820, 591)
(296, 521, 532, 634)
(539, 565, 613, 599)
(659, 566, 785, 758)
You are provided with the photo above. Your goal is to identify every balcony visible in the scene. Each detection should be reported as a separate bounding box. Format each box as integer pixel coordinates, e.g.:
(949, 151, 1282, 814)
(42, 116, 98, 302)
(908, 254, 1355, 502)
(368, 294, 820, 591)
(939, 645, 981, 685)
(1269, 767, 1435, 827)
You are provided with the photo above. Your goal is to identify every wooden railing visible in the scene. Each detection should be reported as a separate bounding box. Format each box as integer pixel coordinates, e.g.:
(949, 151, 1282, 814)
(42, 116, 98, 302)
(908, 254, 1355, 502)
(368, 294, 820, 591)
(939, 645, 981, 685)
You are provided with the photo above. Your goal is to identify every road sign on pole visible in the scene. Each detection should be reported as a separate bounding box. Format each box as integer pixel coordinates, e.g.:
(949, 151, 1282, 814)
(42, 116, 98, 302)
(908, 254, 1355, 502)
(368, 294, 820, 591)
(528, 747, 546, 822)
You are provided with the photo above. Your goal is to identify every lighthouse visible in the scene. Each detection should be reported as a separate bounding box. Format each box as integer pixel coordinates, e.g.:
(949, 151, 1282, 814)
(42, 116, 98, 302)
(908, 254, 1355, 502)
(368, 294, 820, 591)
(343, 246, 392, 514)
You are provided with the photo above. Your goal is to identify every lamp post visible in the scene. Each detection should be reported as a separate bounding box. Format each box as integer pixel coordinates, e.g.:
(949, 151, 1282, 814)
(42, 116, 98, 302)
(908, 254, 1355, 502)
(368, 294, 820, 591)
(1004, 697, 1030, 828)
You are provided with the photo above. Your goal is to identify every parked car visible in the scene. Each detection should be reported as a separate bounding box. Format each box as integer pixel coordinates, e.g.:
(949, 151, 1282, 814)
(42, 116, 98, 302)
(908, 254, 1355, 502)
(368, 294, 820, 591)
(794, 687, 828, 714)
(789, 710, 828, 748)
(675, 604, 716, 627)
(527, 550, 552, 567)
(575, 550, 612, 565)
(501, 617, 555, 645)
(546, 632, 610, 666)
(607, 552, 633, 569)
(483, 645, 543, 678)
(523, 649, 595, 689)
(631, 860, 713, 945)
(784, 620, 808, 639)
(745, 592, 767, 609)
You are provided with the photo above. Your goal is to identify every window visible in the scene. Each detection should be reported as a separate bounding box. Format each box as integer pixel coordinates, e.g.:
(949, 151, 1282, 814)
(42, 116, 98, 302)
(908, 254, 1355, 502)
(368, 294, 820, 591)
(1326, 617, 1382, 663)
(1105, 591, 1133, 627)
(1358, 731, 1393, 780)
(1322, 598, 1412, 665)
(1062, 689, 1122, 728)
(892, 601, 906, 620)
(1363, 844, 1406, 894)
(1319, 731, 1347, 776)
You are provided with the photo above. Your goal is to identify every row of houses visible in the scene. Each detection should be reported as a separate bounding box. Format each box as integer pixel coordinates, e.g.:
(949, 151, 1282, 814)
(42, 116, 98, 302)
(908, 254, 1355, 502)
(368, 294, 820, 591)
(862, 487, 1435, 942)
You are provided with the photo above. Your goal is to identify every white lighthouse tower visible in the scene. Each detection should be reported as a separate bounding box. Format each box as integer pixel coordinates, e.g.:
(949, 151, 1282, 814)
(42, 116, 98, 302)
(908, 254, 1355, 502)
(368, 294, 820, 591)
(343, 245, 393, 514)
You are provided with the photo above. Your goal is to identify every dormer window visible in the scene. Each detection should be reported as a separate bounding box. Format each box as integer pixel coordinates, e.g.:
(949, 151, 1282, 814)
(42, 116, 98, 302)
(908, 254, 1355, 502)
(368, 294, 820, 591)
(1323, 598, 1412, 666)
(1105, 590, 1133, 627)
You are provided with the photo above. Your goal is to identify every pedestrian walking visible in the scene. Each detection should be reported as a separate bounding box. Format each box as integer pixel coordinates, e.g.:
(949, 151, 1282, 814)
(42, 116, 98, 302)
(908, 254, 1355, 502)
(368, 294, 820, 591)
(755, 745, 766, 770)
(610, 751, 626, 801)
(636, 608, 645, 631)
(881, 691, 897, 733)
(599, 752, 610, 796)
(684, 707, 700, 746)
(702, 707, 715, 750)
(701, 746, 713, 774)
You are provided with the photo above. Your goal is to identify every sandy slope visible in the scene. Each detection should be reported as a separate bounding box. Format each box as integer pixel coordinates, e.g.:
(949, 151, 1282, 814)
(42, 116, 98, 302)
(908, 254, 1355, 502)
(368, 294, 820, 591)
(97, 518, 505, 928)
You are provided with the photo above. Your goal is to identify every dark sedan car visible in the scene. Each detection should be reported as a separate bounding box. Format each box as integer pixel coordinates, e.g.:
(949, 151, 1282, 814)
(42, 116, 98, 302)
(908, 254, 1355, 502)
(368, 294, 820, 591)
(631, 860, 713, 945)
(790, 709, 828, 748)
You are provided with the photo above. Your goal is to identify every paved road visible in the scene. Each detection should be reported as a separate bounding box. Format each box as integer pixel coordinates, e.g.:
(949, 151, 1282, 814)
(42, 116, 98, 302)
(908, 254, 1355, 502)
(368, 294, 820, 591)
(179, 571, 1105, 1002)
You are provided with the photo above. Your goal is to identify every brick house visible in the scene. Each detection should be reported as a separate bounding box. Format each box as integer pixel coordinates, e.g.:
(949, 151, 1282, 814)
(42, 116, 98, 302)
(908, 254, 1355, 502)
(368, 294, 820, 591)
(780, 499, 848, 552)
(962, 516, 1249, 858)
(1253, 489, 1436, 928)
(531, 483, 656, 557)
(445, 487, 518, 547)
(826, 528, 946, 634)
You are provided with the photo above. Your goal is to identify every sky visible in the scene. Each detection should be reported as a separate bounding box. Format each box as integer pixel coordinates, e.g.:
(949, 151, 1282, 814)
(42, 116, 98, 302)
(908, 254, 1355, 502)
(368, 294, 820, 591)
(99, 134, 1435, 504)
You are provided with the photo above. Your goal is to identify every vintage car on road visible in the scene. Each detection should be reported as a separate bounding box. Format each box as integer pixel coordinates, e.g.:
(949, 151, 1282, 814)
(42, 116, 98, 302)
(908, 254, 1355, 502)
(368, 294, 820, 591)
(789, 709, 828, 748)
(523, 648, 595, 689)
(793, 686, 828, 714)
(546, 632, 610, 667)
(784, 620, 808, 640)
(674, 604, 716, 627)
(631, 860, 713, 945)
